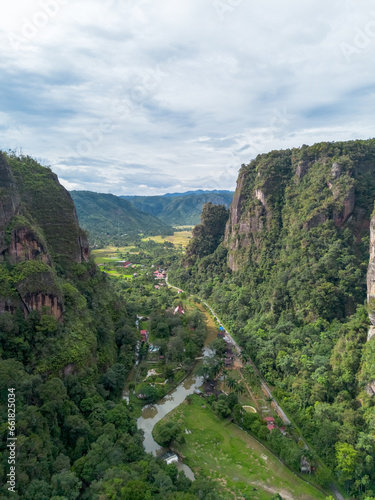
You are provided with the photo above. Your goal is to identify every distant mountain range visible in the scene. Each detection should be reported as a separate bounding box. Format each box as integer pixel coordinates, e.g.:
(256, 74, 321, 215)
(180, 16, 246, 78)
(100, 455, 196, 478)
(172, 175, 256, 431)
(121, 190, 234, 225)
(70, 191, 173, 242)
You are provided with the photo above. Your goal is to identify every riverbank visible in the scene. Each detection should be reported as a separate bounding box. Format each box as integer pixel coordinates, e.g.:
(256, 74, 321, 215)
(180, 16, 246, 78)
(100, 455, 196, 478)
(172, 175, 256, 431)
(153, 395, 327, 500)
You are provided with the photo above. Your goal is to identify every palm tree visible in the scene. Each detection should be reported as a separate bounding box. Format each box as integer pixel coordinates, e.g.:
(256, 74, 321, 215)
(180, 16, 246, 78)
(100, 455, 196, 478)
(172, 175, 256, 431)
(227, 376, 237, 391)
(234, 382, 245, 395)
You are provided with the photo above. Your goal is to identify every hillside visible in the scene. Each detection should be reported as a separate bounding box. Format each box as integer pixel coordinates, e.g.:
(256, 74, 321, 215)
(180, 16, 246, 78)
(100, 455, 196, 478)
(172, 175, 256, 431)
(170, 138, 375, 497)
(70, 190, 173, 244)
(0, 153, 214, 500)
(121, 190, 234, 226)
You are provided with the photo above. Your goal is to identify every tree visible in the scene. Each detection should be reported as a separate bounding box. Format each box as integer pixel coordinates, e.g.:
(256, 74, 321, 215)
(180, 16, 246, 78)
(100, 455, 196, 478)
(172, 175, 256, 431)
(154, 422, 185, 446)
(335, 442, 358, 485)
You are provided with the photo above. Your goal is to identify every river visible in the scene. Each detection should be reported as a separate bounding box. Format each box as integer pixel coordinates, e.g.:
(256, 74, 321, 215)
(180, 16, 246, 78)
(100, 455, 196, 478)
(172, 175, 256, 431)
(137, 311, 217, 481)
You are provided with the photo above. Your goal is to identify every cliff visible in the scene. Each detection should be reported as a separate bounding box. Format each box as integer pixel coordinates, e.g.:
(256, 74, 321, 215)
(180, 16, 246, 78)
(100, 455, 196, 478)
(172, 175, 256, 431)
(0, 152, 89, 320)
(366, 207, 375, 394)
(225, 142, 373, 274)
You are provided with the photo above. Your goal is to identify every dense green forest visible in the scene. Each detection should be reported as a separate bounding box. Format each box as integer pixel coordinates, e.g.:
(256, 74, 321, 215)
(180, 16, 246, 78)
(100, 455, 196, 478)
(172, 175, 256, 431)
(121, 191, 234, 226)
(0, 153, 223, 500)
(70, 191, 174, 247)
(170, 139, 375, 499)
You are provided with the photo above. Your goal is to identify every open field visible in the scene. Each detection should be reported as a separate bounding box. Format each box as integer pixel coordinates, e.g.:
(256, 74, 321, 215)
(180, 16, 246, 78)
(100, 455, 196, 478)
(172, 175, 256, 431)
(91, 246, 139, 264)
(142, 230, 192, 248)
(153, 396, 327, 500)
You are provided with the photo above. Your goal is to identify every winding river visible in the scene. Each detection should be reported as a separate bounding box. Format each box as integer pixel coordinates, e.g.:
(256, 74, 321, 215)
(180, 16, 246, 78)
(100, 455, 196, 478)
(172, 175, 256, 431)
(137, 320, 217, 481)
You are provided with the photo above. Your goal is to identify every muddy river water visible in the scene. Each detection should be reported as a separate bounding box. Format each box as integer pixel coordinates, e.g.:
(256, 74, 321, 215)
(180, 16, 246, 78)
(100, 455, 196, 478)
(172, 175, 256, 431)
(137, 326, 216, 482)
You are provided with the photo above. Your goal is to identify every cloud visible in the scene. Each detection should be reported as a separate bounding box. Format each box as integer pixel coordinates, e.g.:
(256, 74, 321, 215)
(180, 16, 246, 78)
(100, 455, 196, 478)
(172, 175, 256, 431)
(0, 0, 374, 194)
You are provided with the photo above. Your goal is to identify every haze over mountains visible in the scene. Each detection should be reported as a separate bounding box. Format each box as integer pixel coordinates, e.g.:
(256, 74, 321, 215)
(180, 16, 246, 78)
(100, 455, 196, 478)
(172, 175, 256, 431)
(70, 190, 234, 245)
(70, 191, 174, 245)
(121, 190, 234, 226)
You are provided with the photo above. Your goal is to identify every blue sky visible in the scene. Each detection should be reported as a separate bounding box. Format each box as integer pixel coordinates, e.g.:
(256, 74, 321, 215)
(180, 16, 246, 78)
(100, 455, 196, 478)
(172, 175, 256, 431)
(1, 0, 375, 195)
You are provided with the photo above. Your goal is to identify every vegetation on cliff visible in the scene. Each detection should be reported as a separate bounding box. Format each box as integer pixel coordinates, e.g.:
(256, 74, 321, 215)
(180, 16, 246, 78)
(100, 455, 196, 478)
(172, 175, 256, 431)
(170, 139, 375, 498)
(0, 154, 219, 499)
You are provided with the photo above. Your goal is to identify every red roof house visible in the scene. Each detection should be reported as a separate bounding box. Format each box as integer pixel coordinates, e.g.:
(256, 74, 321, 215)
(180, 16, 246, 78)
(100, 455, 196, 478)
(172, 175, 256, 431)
(140, 330, 149, 341)
(267, 423, 277, 433)
(174, 305, 185, 315)
(264, 417, 275, 423)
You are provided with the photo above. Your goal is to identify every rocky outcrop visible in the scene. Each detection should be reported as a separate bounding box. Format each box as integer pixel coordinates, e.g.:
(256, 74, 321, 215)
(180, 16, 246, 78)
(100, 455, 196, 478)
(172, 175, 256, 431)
(8, 227, 51, 265)
(21, 292, 63, 321)
(0, 154, 21, 257)
(366, 209, 375, 395)
(295, 160, 310, 181)
(367, 211, 375, 323)
(0, 152, 92, 321)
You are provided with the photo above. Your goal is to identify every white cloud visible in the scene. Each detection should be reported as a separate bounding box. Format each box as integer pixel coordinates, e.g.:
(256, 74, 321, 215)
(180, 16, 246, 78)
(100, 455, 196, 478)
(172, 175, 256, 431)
(0, 0, 374, 194)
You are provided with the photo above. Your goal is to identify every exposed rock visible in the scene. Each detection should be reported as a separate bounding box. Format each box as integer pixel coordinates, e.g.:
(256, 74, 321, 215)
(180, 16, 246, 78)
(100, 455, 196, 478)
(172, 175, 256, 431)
(255, 189, 266, 206)
(8, 227, 51, 265)
(368, 327, 375, 342)
(21, 292, 64, 321)
(0, 152, 92, 322)
(331, 162, 342, 180)
(295, 160, 310, 181)
(0, 154, 21, 256)
(366, 380, 375, 397)
(367, 211, 375, 326)
(333, 186, 355, 226)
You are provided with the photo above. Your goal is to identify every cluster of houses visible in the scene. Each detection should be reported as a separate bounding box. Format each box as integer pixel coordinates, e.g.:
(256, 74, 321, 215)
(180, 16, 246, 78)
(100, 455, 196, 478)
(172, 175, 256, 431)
(153, 267, 166, 280)
(153, 267, 167, 290)
(263, 416, 286, 435)
(217, 328, 235, 367)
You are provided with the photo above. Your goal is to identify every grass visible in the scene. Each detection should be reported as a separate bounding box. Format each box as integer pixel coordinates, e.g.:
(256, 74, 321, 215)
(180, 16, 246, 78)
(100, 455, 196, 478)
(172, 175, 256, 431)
(142, 230, 193, 248)
(91, 246, 139, 263)
(153, 396, 327, 500)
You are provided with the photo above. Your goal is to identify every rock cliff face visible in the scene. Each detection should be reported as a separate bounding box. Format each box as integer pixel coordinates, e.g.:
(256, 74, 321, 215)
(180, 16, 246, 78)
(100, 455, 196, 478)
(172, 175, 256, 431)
(225, 141, 373, 273)
(367, 208, 375, 395)
(0, 152, 90, 320)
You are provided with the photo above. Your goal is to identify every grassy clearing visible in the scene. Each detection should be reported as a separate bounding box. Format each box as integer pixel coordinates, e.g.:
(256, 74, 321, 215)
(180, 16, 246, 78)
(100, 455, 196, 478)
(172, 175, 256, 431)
(153, 396, 326, 500)
(142, 230, 192, 248)
(91, 246, 139, 264)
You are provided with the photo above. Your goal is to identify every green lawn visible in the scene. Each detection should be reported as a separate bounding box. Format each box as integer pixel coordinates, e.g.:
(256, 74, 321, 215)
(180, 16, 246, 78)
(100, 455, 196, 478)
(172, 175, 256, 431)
(153, 396, 327, 500)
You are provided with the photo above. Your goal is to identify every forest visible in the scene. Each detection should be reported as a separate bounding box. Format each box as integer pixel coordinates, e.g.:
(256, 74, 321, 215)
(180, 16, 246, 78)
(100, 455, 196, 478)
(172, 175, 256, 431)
(169, 139, 375, 499)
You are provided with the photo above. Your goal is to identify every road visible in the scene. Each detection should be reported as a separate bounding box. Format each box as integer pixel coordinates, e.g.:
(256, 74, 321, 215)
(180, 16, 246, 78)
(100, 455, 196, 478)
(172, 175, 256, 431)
(166, 276, 290, 424)
(167, 275, 347, 499)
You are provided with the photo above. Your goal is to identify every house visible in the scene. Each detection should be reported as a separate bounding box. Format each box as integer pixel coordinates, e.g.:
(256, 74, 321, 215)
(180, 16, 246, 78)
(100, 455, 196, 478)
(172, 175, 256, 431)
(162, 452, 179, 465)
(224, 358, 234, 366)
(217, 332, 225, 339)
(267, 423, 278, 433)
(140, 330, 149, 342)
(300, 456, 312, 474)
(194, 389, 203, 396)
(133, 273, 138, 277)
(177, 289, 182, 294)
(174, 305, 185, 315)
(154, 285, 160, 290)
(264, 417, 275, 423)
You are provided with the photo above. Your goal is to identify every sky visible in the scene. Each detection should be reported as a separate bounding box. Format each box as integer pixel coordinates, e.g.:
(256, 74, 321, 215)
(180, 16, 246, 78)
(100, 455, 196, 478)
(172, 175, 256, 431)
(1, 0, 375, 195)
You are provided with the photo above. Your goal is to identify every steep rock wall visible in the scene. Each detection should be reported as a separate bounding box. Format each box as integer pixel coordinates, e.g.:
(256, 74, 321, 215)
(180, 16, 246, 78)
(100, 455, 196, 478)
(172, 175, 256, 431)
(0, 152, 91, 321)
(225, 142, 372, 273)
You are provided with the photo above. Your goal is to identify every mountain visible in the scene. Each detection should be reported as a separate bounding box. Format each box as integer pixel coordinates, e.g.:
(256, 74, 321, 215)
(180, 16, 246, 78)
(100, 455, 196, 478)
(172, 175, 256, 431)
(0, 153, 89, 322)
(0, 153, 206, 500)
(162, 189, 234, 198)
(121, 190, 234, 226)
(171, 139, 375, 493)
(70, 190, 173, 243)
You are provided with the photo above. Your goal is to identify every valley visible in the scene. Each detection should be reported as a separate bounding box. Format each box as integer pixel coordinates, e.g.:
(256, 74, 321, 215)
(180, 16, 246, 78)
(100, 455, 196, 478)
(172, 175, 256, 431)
(2, 141, 375, 499)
